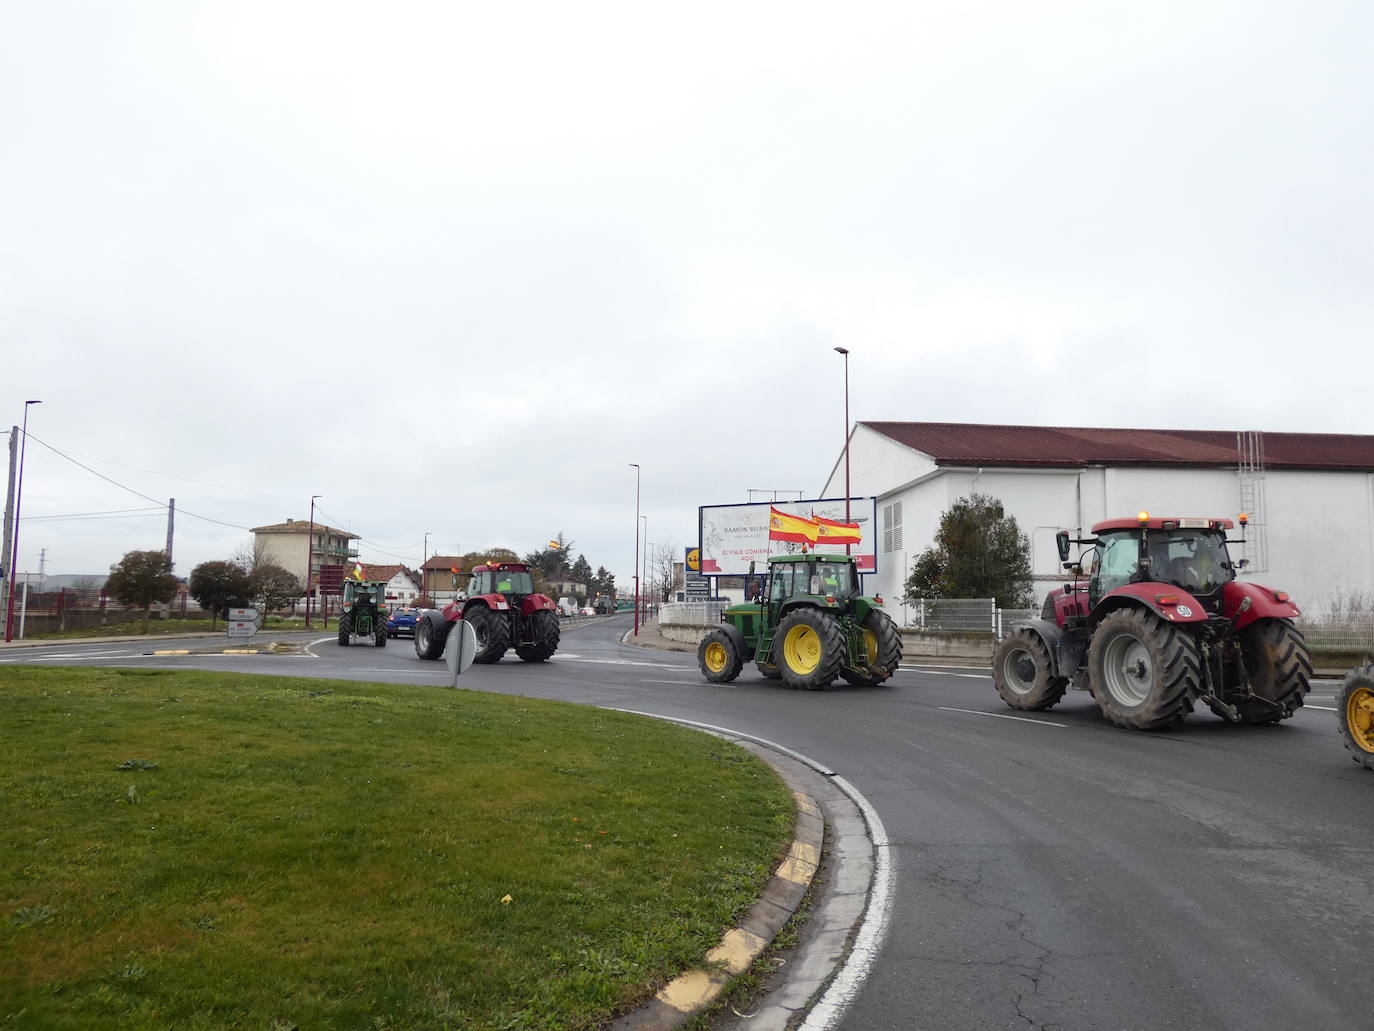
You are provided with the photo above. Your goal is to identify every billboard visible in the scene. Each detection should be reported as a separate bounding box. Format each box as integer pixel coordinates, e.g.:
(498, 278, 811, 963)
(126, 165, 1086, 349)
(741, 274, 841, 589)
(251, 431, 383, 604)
(698, 498, 877, 576)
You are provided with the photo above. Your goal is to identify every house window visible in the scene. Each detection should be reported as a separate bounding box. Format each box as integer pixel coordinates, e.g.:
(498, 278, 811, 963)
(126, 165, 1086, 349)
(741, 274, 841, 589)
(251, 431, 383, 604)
(882, 501, 903, 553)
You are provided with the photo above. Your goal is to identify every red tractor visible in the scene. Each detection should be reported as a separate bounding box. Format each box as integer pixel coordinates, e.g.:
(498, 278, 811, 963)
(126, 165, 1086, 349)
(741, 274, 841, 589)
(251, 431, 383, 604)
(414, 561, 560, 664)
(992, 514, 1312, 730)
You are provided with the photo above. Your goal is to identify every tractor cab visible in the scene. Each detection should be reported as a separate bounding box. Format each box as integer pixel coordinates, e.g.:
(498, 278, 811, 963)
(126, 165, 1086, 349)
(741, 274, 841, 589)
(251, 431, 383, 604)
(764, 556, 861, 607)
(469, 563, 536, 600)
(1080, 515, 1240, 613)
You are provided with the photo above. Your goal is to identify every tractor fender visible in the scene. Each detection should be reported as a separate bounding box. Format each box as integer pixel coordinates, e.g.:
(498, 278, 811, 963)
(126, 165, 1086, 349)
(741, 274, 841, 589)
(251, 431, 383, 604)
(520, 593, 557, 615)
(1015, 619, 1082, 679)
(415, 610, 454, 642)
(715, 620, 752, 660)
(438, 600, 464, 623)
(1092, 583, 1210, 626)
(465, 594, 511, 614)
(1222, 580, 1302, 630)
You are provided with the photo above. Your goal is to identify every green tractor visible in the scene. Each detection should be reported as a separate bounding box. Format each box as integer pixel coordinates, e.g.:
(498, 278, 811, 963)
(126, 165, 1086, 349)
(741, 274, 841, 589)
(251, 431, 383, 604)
(697, 553, 902, 689)
(337, 579, 389, 647)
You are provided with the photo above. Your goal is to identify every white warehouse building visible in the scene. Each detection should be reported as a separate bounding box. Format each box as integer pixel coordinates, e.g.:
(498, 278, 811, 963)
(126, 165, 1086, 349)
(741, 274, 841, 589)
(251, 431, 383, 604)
(821, 422, 1374, 619)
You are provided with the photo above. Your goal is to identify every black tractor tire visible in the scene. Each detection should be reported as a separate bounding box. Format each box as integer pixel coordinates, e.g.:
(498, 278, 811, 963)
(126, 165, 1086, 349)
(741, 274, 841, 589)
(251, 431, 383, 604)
(775, 608, 844, 691)
(698, 628, 744, 683)
(337, 612, 351, 646)
(414, 616, 448, 660)
(374, 622, 386, 647)
(841, 609, 903, 686)
(1232, 618, 1312, 723)
(758, 663, 782, 680)
(1087, 608, 1201, 730)
(466, 605, 511, 663)
(516, 610, 560, 662)
(992, 630, 1069, 711)
(1337, 665, 1374, 771)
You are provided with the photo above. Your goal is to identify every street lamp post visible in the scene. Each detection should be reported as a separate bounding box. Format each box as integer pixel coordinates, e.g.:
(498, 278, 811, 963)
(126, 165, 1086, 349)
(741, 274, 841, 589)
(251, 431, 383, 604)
(641, 517, 649, 620)
(422, 531, 430, 604)
(304, 495, 320, 629)
(630, 464, 640, 636)
(834, 347, 852, 554)
(4, 400, 41, 644)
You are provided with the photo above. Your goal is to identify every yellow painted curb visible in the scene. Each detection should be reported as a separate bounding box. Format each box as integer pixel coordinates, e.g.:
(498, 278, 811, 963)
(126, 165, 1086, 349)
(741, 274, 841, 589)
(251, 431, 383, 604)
(152, 649, 190, 655)
(639, 793, 820, 1026)
(222, 649, 258, 654)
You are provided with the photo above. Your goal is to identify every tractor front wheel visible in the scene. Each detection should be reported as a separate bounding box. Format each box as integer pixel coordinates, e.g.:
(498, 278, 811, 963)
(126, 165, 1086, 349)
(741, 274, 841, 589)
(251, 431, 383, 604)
(841, 609, 903, 686)
(1087, 608, 1200, 730)
(516, 610, 560, 662)
(698, 629, 743, 683)
(775, 609, 843, 691)
(337, 612, 351, 647)
(466, 605, 511, 663)
(1337, 665, 1374, 771)
(1233, 618, 1311, 723)
(414, 616, 447, 660)
(992, 630, 1068, 711)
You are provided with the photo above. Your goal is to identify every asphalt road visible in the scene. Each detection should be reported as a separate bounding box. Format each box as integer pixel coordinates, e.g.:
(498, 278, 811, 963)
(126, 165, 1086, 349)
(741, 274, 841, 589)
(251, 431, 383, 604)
(6, 617, 1372, 1031)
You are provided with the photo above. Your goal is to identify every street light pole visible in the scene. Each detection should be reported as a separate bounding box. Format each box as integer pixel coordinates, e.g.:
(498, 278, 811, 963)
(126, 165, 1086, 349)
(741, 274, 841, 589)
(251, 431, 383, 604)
(630, 464, 640, 637)
(304, 494, 320, 629)
(4, 400, 41, 644)
(641, 517, 649, 618)
(422, 531, 430, 604)
(834, 347, 852, 554)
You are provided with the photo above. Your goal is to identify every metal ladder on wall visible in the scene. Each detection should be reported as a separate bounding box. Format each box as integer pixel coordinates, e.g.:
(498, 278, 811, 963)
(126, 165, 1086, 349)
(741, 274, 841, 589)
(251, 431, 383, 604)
(1237, 430, 1267, 573)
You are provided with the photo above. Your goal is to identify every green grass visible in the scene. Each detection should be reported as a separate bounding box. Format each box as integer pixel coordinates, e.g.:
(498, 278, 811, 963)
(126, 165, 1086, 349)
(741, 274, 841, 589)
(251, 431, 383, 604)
(0, 667, 794, 1030)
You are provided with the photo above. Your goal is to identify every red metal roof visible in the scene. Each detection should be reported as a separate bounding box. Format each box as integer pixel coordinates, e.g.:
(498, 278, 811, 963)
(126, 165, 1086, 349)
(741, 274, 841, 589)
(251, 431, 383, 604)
(863, 422, 1374, 470)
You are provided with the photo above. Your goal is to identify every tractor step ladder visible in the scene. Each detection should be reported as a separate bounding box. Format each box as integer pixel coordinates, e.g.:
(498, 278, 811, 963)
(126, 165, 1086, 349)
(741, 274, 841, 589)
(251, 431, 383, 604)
(1237, 430, 1268, 573)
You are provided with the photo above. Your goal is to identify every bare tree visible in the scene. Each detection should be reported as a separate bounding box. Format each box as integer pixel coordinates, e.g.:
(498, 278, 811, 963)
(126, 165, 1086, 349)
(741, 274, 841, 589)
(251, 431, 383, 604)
(651, 540, 679, 602)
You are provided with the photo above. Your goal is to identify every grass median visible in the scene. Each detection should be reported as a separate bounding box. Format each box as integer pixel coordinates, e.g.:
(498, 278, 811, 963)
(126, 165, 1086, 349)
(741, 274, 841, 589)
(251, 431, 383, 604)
(1, 667, 795, 1030)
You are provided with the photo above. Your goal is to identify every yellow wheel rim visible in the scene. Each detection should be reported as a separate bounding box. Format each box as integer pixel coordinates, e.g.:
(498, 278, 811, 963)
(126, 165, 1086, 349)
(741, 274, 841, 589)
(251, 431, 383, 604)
(704, 641, 728, 674)
(783, 624, 821, 675)
(1347, 685, 1374, 754)
(862, 628, 878, 665)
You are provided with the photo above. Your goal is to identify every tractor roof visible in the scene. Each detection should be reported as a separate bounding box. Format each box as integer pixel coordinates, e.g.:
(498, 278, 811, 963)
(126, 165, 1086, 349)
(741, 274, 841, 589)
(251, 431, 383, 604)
(1091, 515, 1236, 533)
(471, 562, 531, 573)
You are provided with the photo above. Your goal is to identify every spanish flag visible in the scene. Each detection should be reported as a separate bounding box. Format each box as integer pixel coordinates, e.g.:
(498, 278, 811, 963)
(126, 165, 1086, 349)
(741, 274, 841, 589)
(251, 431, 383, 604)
(353, 562, 365, 580)
(768, 507, 819, 545)
(814, 514, 862, 545)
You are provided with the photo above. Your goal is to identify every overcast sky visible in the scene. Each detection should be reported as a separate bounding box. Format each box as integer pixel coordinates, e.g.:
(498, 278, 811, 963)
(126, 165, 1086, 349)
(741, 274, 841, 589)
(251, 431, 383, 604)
(5, 1, 1371, 588)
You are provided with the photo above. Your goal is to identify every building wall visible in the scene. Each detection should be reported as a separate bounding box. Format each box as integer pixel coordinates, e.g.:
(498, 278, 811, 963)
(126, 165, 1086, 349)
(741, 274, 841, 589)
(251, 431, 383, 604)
(860, 463, 1374, 618)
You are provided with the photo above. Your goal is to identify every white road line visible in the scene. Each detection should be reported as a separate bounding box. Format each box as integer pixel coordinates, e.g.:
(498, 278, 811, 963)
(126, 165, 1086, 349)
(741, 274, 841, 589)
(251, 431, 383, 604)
(1306, 704, 1337, 712)
(641, 678, 701, 686)
(800, 775, 894, 1031)
(558, 656, 685, 670)
(939, 706, 1069, 727)
(910, 669, 990, 679)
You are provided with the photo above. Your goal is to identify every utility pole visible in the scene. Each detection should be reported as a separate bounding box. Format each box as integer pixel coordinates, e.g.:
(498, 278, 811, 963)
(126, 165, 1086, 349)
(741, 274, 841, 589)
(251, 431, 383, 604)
(165, 498, 175, 570)
(1, 427, 15, 619)
(38, 548, 46, 592)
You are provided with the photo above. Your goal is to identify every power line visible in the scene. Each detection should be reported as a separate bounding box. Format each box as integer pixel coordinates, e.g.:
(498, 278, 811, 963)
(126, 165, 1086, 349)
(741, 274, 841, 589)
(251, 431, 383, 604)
(24, 433, 254, 531)
(24, 507, 166, 522)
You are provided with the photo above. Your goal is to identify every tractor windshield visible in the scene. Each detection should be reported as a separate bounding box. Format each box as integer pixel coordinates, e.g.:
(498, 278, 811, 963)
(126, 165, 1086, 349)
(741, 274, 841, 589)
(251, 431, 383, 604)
(1145, 530, 1234, 595)
(471, 570, 535, 596)
(767, 561, 858, 601)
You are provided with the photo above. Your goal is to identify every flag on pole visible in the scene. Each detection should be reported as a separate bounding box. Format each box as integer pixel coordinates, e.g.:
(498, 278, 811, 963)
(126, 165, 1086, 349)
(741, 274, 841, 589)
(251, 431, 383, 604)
(814, 514, 862, 545)
(353, 562, 365, 580)
(768, 506, 819, 545)
(547, 539, 560, 550)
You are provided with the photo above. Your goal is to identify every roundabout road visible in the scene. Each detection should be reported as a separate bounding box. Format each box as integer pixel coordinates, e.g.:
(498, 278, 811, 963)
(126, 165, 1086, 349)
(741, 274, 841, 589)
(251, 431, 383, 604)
(7, 616, 1373, 1030)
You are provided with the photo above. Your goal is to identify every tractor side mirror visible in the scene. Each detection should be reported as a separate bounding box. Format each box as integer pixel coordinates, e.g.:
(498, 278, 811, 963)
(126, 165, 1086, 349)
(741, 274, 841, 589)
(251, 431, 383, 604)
(1056, 531, 1071, 563)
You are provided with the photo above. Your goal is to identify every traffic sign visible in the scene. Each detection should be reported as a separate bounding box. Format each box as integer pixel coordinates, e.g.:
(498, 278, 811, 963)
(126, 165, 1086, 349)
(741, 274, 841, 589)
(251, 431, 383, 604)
(445, 619, 477, 685)
(226, 619, 258, 639)
(228, 607, 258, 621)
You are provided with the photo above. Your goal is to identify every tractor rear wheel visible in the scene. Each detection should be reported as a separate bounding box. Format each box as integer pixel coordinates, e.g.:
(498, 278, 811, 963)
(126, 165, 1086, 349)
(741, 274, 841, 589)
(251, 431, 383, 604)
(1233, 618, 1311, 723)
(775, 609, 843, 690)
(757, 663, 782, 680)
(840, 609, 903, 686)
(466, 605, 511, 663)
(374, 619, 386, 647)
(698, 629, 744, 683)
(992, 630, 1068, 711)
(1087, 608, 1200, 730)
(414, 616, 447, 660)
(1337, 665, 1374, 771)
(516, 610, 560, 662)
(337, 612, 351, 646)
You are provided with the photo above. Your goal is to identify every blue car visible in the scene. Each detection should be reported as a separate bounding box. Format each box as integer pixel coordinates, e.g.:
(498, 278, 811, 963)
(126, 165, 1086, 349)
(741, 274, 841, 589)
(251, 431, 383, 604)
(386, 607, 418, 638)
